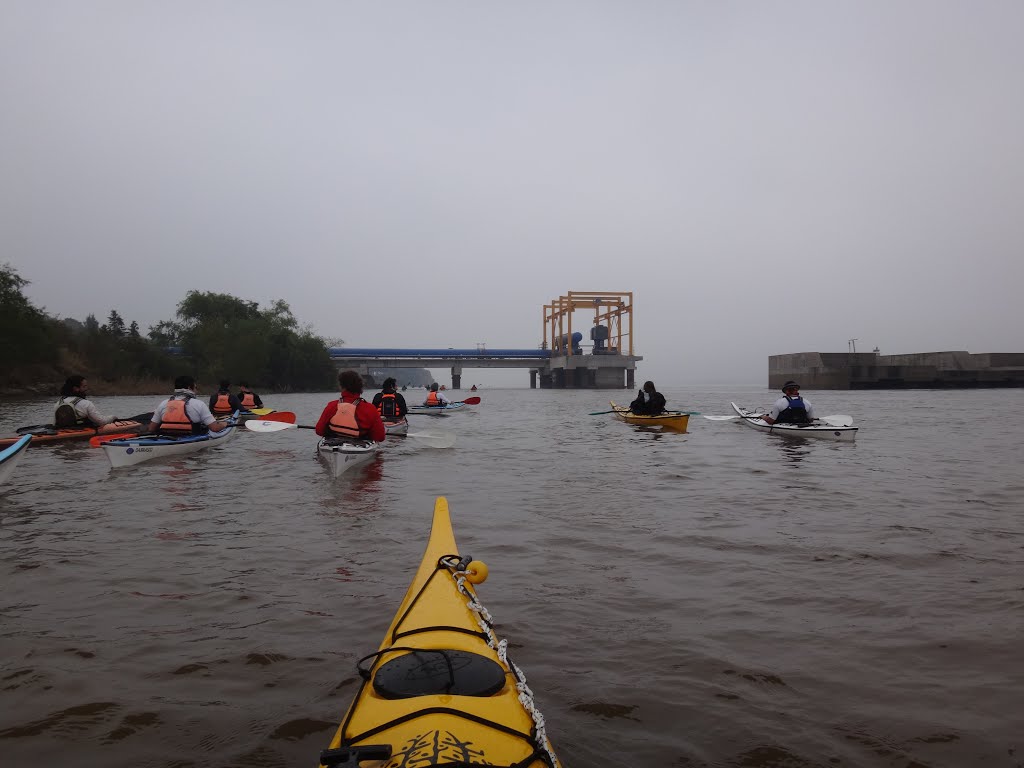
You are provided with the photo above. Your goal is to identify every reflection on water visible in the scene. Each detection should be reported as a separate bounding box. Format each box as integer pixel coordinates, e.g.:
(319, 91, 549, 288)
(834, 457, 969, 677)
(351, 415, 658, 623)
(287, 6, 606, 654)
(1, 387, 1022, 767)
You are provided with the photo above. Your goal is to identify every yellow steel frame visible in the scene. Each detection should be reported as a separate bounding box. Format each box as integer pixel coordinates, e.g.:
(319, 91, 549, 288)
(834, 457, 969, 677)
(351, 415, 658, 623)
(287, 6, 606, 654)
(542, 291, 634, 357)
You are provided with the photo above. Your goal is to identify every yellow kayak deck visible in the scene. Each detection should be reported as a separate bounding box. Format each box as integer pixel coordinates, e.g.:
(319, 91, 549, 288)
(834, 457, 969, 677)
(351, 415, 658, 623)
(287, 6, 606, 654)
(320, 497, 561, 768)
(609, 401, 690, 431)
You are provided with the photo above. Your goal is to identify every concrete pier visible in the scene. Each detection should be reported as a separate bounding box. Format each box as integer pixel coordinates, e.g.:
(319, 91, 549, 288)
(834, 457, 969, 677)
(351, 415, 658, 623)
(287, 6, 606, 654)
(770, 351, 1024, 389)
(328, 348, 641, 389)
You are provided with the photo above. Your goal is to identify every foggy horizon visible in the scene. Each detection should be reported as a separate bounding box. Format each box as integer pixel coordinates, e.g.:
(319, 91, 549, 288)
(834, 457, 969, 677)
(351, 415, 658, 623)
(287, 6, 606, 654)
(4, 2, 1022, 388)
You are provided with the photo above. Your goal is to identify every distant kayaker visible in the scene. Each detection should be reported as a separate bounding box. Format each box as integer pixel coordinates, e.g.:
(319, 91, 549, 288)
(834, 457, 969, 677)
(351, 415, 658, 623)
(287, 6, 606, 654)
(763, 381, 815, 425)
(423, 382, 450, 407)
(315, 370, 387, 442)
(629, 381, 667, 415)
(236, 382, 263, 411)
(54, 375, 119, 429)
(373, 377, 408, 422)
(209, 379, 243, 416)
(150, 376, 229, 435)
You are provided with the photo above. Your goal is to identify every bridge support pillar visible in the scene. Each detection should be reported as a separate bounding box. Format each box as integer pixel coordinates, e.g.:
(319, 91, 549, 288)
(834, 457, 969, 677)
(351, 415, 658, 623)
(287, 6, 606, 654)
(626, 368, 635, 389)
(451, 365, 462, 390)
(530, 370, 537, 389)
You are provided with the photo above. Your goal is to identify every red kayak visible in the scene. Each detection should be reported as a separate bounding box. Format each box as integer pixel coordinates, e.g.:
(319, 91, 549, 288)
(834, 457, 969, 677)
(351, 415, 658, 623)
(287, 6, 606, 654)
(0, 413, 152, 448)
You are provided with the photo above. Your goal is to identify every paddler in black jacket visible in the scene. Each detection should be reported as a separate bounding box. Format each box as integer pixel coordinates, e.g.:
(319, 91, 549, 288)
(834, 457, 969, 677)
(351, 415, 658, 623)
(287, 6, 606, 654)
(372, 377, 409, 422)
(629, 381, 667, 415)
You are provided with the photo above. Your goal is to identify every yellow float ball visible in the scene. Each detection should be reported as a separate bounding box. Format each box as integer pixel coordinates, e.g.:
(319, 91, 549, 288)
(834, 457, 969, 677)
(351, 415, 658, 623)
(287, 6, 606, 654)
(465, 560, 488, 584)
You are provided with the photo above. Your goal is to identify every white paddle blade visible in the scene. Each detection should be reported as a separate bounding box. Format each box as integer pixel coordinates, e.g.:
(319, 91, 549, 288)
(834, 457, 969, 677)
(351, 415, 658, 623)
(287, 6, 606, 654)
(404, 431, 457, 448)
(820, 415, 854, 427)
(244, 419, 297, 433)
(703, 414, 741, 421)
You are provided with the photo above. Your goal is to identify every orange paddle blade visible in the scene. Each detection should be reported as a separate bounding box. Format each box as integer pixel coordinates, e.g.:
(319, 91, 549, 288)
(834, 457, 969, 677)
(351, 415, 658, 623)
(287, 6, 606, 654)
(89, 432, 140, 447)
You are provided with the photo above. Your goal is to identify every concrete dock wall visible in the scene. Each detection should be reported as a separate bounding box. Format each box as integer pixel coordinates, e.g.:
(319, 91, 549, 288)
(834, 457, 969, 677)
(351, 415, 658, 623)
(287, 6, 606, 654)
(769, 351, 1024, 389)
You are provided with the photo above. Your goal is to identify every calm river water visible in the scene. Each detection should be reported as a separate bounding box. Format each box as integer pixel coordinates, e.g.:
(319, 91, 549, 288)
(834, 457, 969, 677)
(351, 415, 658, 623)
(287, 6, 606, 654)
(1, 386, 1022, 768)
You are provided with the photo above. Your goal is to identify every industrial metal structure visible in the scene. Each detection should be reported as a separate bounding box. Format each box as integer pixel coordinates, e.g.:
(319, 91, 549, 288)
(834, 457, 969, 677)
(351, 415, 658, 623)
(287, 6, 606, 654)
(327, 290, 643, 389)
(538, 291, 641, 388)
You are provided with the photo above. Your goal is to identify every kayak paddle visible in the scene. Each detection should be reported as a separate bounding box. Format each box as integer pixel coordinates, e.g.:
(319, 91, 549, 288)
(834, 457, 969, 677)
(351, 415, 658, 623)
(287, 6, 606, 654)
(244, 419, 456, 448)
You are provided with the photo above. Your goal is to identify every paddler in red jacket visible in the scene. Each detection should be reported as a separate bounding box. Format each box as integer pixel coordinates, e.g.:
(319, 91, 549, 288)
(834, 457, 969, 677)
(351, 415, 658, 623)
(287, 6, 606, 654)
(315, 370, 387, 442)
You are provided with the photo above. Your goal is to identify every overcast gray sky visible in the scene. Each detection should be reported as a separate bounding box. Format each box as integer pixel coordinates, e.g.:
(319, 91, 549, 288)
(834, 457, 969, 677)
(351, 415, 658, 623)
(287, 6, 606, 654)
(3, 1, 1022, 386)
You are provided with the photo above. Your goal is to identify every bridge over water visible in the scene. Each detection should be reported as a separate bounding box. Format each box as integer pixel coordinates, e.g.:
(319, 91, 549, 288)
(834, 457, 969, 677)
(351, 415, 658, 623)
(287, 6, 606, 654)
(328, 347, 642, 390)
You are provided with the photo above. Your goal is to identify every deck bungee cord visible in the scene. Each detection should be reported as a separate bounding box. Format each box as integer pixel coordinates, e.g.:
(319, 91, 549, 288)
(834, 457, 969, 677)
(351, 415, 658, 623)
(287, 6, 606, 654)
(321, 549, 560, 768)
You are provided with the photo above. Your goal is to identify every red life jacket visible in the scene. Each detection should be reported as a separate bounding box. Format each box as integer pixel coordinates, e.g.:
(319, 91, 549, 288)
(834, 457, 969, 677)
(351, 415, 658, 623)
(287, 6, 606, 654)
(328, 398, 365, 439)
(239, 392, 257, 409)
(212, 392, 233, 415)
(425, 391, 442, 406)
(161, 396, 198, 433)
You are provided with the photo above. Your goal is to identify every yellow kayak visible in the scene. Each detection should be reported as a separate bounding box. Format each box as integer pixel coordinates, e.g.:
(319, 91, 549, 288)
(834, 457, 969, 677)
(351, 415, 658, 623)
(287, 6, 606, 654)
(320, 497, 562, 768)
(610, 400, 690, 431)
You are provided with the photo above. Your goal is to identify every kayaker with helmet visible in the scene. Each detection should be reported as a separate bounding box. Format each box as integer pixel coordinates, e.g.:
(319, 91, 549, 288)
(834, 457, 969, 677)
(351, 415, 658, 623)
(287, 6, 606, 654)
(422, 382, 450, 407)
(54, 376, 120, 429)
(372, 377, 408, 423)
(209, 380, 243, 416)
(236, 382, 263, 411)
(150, 376, 229, 435)
(315, 370, 387, 442)
(629, 380, 667, 415)
(763, 381, 816, 425)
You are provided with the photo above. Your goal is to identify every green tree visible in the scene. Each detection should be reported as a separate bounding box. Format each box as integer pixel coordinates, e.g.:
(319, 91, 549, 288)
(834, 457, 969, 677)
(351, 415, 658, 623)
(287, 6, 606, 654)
(162, 290, 334, 390)
(104, 309, 127, 337)
(0, 263, 59, 377)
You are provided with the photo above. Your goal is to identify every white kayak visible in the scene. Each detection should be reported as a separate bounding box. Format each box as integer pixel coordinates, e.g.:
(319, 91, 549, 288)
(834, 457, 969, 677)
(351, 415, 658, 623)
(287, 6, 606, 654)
(384, 418, 410, 435)
(730, 402, 858, 442)
(317, 438, 381, 478)
(101, 425, 238, 467)
(0, 435, 32, 486)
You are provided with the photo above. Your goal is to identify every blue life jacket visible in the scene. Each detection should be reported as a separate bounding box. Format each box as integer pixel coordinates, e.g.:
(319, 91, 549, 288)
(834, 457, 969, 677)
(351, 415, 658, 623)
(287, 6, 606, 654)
(776, 395, 810, 424)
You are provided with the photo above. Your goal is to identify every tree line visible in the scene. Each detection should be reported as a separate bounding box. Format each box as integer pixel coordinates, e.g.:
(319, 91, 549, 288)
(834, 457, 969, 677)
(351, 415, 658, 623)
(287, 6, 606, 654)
(1, 263, 336, 393)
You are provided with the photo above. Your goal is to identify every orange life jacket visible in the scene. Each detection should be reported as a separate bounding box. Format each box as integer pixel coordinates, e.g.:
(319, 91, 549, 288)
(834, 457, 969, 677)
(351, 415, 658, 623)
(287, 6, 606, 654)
(161, 396, 198, 433)
(239, 392, 257, 409)
(328, 398, 365, 439)
(425, 391, 443, 407)
(377, 392, 398, 418)
(212, 392, 233, 415)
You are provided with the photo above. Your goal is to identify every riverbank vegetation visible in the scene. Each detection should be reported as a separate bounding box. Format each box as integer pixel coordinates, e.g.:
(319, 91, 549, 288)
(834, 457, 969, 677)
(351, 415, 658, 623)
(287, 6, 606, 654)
(1, 263, 336, 396)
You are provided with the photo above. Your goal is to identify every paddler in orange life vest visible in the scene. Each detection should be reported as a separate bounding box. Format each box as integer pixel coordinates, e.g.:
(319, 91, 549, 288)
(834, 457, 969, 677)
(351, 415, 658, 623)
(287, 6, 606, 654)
(236, 381, 263, 411)
(149, 376, 229, 435)
(371, 377, 408, 423)
(422, 382, 450, 408)
(209, 379, 243, 417)
(315, 370, 387, 443)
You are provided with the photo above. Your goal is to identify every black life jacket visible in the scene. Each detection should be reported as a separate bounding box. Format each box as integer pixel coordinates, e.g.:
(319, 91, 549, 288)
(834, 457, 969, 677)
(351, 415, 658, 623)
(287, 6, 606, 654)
(776, 395, 810, 424)
(378, 392, 398, 419)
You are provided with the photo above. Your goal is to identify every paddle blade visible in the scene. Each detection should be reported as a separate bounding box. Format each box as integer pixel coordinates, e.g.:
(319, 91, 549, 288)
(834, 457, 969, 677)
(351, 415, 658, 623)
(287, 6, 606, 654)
(253, 411, 296, 424)
(820, 415, 854, 427)
(244, 420, 299, 433)
(399, 431, 457, 448)
(702, 415, 741, 421)
(589, 409, 618, 415)
(89, 432, 142, 447)
(460, 396, 481, 405)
